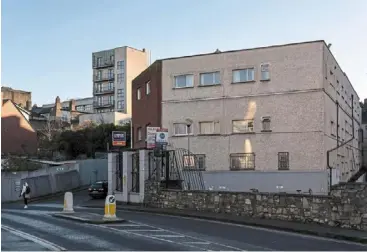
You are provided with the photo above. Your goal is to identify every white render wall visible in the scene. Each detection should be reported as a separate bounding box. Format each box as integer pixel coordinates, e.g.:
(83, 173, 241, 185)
(161, 41, 361, 184)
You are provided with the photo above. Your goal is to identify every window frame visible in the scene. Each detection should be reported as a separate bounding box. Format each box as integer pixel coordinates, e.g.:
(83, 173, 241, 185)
(232, 68, 255, 83)
(199, 71, 220, 86)
(137, 88, 141, 100)
(174, 74, 194, 88)
(117, 89, 123, 97)
(261, 116, 271, 132)
(229, 153, 255, 170)
(278, 152, 290, 170)
(199, 121, 217, 135)
(173, 123, 190, 136)
(117, 101, 123, 109)
(146, 81, 151, 95)
(232, 119, 254, 133)
(260, 63, 270, 81)
(137, 127, 142, 141)
(183, 154, 206, 171)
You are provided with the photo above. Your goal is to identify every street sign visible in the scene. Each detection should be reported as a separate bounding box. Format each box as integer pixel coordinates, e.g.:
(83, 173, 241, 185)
(155, 128, 168, 144)
(112, 131, 126, 147)
(147, 127, 160, 149)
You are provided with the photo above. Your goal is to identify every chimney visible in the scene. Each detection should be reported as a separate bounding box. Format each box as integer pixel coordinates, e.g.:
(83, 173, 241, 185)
(69, 99, 76, 111)
(54, 96, 62, 118)
(142, 48, 146, 52)
(26, 100, 32, 111)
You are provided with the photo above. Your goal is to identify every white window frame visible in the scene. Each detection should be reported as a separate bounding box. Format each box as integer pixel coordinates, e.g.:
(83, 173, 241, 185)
(174, 74, 194, 88)
(261, 116, 271, 131)
(137, 88, 141, 100)
(173, 123, 191, 136)
(199, 121, 217, 135)
(232, 68, 255, 83)
(260, 63, 270, 81)
(117, 89, 123, 97)
(137, 127, 142, 141)
(146, 81, 151, 95)
(200, 72, 220, 86)
(232, 119, 254, 133)
(117, 101, 122, 109)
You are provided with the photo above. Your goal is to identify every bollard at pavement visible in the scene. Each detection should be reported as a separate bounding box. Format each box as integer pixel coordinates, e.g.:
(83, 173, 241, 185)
(103, 195, 116, 220)
(63, 192, 74, 213)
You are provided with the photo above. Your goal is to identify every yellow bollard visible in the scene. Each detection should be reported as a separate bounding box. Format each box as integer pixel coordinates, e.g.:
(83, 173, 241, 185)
(63, 192, 74, 213)
(103, 195, 117, 220)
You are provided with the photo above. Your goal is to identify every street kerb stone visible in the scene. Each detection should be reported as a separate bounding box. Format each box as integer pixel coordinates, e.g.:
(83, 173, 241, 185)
(51, 212, 126, 224)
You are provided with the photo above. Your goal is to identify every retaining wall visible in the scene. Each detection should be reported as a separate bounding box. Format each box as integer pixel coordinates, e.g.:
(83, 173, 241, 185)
(144, 181, 367, 231)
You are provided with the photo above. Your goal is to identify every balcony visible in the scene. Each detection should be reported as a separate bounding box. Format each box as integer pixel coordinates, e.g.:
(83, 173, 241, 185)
(94, 87, 115, 95)
(93, 100, 115, 108)
(93, 61, 114, 69)
(94, 74, 115, 82)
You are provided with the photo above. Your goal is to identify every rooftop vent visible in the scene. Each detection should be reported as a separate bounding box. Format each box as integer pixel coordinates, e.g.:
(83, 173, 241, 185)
(214, 49, 221, 53)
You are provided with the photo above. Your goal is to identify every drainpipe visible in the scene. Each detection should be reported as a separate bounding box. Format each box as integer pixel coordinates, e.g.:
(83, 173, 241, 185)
(327, 95, 354, 194)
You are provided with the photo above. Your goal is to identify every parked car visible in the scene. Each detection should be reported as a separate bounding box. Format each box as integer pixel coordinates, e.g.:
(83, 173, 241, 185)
(88, 181, 108, 199)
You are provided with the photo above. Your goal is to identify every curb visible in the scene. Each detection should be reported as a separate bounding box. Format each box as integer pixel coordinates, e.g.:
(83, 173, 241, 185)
(52, 213, 126, 225)
(81, 205, 367, 244)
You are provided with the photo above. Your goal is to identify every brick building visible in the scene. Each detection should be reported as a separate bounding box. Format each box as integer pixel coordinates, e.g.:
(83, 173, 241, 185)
(1, 86, 32, 110)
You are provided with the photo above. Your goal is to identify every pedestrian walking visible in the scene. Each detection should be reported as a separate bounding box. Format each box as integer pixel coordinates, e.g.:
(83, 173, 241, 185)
(19, 182, 31, 208)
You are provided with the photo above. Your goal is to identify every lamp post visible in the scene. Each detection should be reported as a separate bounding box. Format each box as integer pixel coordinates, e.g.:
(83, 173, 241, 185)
(185, 119, 193, 167)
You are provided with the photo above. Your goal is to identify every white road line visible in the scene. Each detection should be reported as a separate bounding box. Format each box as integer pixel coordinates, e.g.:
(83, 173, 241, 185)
(128, 220, 246, 251)
(151, 234, 185, 238)
(123, 229, 164, 232)
(1, 225, 66, 251)
(185, 241, 211, 245)
(106, 224, 142, 227)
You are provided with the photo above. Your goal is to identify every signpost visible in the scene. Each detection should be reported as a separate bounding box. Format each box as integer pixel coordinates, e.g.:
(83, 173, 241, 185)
(146, 127, 160, 149)
(112, 131, 126, 147)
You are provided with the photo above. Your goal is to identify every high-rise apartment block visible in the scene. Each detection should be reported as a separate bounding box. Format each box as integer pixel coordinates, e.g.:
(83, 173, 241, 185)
(92, 46, 149, 116)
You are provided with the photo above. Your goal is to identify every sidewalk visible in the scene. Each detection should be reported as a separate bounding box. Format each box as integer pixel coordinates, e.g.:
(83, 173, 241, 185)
(81, 200, 367, 244)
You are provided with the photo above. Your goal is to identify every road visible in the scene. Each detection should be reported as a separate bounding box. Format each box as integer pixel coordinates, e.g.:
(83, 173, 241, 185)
(2, 196, 367, 251)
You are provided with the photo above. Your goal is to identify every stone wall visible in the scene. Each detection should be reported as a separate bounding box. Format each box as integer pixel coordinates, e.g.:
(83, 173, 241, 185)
(144, 181, 367, 231)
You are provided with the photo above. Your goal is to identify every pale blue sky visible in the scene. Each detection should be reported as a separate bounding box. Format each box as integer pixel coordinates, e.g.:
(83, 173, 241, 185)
(1, 0, 367, 105)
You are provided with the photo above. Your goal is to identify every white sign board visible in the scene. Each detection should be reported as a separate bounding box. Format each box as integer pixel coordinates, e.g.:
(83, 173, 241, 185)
(155, 129, 168, 144)
(147, 127, 160, 149)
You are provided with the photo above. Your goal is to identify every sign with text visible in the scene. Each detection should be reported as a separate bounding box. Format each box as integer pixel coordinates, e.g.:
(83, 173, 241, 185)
(147, 127, 160, 149)
(112, 131, 126, 147)
(155, 128, 168, 144)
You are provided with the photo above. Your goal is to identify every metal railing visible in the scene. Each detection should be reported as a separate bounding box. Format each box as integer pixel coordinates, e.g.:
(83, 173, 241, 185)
(93, 100, 115, 108)
(94, 87, 115, 95)
(93, 61, 114, 69)
(93, 75, 115, 82)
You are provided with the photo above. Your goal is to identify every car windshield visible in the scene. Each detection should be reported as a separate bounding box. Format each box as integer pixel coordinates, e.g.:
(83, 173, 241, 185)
(91, 182, 104, 188)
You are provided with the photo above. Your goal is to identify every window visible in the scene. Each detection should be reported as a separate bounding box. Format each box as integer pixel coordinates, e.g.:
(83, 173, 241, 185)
(109, 95, 114, 104)
(261, 117, 271, 131)
(117, 61, 124, 69)
(137, 127, 142, 141)
(232, 119, 254, 133)
(97, 57, 101, 67)
(232, 68, 255, 83)
(199, 121, 219, 134)
(260, 63, 270, 81)
(108, 82, 114, 90)
(173, 123, 189, 136)
(278, 152, 289, 170)
(137, 88, 141, 100)
(174, 74, 194, 88)
(117, 89, 123, 97)
(108, 69, 114, 79)
(117, 73, 124, 83)
(97, 70, 102, 80)
(331, 121, 336, 136)
(200, 72, 220, 86)
(230, 153, 255, 170)
(183, 154, 206, 170)
(117, 101, 123, 109)
(110, 55, 114, 63)
(146, 81, 151, 95)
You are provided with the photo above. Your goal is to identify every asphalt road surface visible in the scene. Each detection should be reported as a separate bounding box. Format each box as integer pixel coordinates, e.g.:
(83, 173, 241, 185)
(2, 201, 367, 251)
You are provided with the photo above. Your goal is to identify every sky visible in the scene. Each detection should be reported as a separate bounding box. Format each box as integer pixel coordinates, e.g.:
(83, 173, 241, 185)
(1, 0, 367, 105)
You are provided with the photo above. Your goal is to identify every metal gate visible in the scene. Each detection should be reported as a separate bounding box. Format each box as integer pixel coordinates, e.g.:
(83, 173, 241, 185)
(147, 148, 205, 190)
(115, 151, 123, 191)
(131, 152, 140, 192)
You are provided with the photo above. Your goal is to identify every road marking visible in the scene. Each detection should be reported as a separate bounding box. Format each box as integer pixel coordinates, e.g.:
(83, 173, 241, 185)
(123, 229, 164, 232)
(185, 241, 211, 245)
(107, 223, 141, 227)
(1, 213, 124, 251)
(151, 234, 185, 238)
(128, 220, 246, 251)
(1, 225, 66, 251)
